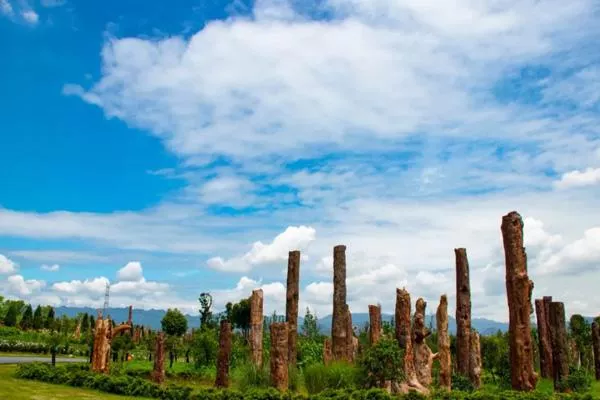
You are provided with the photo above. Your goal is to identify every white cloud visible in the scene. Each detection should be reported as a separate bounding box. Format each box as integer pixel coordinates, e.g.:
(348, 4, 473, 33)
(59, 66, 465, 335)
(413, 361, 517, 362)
(40, 264, 60, 272)
(0, 254, 18, 274)
(52, 277, 109, 295)
(0, 0, 13, 16)
(10, 250, 109, 263)
(116, 261, 143, 281)
(207, 225, 316, 272)
(3, 275, 45, 296)
(21, 9, 38, 24)
(554, 167, 600, 190)
(40, 0, 66, 7)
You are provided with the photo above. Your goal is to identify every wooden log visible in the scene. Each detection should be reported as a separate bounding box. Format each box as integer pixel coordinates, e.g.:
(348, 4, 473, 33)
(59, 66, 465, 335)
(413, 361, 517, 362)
(215, 320, 232, 388)
(436, 295, 451, 390)
(270, 322, 289, 391)
(250, 289, 264, 367)
(549, 301, 569, 391)
(286, 250, 300, 366)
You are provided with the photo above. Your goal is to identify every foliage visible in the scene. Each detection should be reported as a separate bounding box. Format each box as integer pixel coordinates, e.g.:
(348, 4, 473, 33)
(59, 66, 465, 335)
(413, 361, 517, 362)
(191, 328, 218, 368)
(302, 308, 320, 339)
(451, 373, 474, 393)
(19, 304, 33, 330)
(226, 298, 251, 337)
(199, 293, 216, 331)
(297, 336, 323, 368)
(358, 337, 404, 388)
(480, 331, 511, 388)
(45, 307, 55, 330)
(303, 362, 361, 394)
(569, 315, 592, 370)
(556, 367, 592, 393)
(32, 306, 43, 330)
(4, 302, 20, 327)
(233, 362, 270, 391)
(162, 308, 189, 337)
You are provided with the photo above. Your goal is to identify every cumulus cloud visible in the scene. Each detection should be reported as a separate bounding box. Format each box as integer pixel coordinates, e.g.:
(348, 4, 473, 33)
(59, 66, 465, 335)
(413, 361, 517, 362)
(0, 254, 18, 274)
(208, 225, 316, 272)
(116, 261, 143, 281)
(21, 9, 38, 24)
(0, 0, 13, 16)
(53, 277, 109, 295)
(3, 275, 45, 296)
(554, 168, 600, 190)
(40, 264, 60, 272)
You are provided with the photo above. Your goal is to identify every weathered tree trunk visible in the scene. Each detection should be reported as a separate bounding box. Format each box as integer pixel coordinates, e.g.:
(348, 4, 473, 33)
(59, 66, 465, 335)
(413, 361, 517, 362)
(535, 298, 554, 379)
(396, 288, 428, 394)
(436, 295, 451, 390)
(286, 250, 300, 366)
(91, 317, 111, 373)
(469, 331, 482, 389)
(455, 247, 471, 377)
(332, 245, 347, 362)
(345, 304, 354, 362)
(501, 211, 538, 391)
(215, 320, 232, 388)
(323, 338, 332, 366)
(413, 298, 437, 387)
(549, 302, 569, 391)
(250, 289, 264, 367)
(592, 321, 600, 381)
(151, 332, 165, 384)
(369, 304, 382, 345)
(270, 322, 289, 391)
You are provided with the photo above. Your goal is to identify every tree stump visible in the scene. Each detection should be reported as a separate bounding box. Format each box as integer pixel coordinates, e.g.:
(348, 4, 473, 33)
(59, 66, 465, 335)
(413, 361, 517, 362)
(413, 298, 437, 387)
(395, 288, 428, 394)
(332, 245, 347, 362)
(436, 295, 451, 390)
(469, 331, 482, 389)
(250, 289, 264, 367)
(270, 322, 289, 391)
(323, 338, 332, 366)
(549, 302, 569, 391)
(501, 211, 538, 391)
(128, 305, 133, 326)
(215, 320, 232, 388)
(91, 317, 111, 373)
(455, 247, 471, 377)
(286, 250, 300, 366)
(369, 304, 382, 345)
(535, 298, 554, 379)
(345, 304, 354, 362)
(592, 321, 600, 381)
(151, 332, 165, 384)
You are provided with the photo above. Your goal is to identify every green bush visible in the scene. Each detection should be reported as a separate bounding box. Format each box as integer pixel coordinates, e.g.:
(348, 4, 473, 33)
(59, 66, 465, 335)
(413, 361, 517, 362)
(192, 329, 218, 368)
(358, 337, 404, 388)
(233, 362, 270, 391)
(303, 362, 360, 394)
(556, 368, 592, 393)
(451, 374, 474, 393)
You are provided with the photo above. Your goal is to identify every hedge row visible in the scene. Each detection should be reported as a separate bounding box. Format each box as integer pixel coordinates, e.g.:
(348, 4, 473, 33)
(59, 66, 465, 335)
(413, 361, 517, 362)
(15, 363, 598, 400)
(0, 339, 87, 355)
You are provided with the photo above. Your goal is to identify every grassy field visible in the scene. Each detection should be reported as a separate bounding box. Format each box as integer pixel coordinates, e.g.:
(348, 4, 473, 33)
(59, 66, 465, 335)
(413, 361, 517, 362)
(0, 364, 149, 400)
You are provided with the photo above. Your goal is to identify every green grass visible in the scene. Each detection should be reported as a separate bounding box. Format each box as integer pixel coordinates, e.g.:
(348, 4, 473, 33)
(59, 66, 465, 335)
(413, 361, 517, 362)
(0, 364, 150, 400)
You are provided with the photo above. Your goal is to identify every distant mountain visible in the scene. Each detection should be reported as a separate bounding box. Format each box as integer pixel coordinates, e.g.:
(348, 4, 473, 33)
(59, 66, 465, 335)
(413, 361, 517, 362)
(55, 306, 508, 335)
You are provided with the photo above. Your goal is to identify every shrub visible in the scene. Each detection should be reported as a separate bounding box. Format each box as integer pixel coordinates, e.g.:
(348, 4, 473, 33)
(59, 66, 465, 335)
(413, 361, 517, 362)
(192, 329, 218, 368)
(556, 368, 592, 393)
(358, 337, 404, 388)
(233, 362, 270, 391)
(451, 374, 474, 393)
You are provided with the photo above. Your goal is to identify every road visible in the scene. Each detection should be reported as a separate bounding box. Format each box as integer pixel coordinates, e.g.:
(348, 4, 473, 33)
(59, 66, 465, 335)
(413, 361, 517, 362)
(0, 356, 86, 364)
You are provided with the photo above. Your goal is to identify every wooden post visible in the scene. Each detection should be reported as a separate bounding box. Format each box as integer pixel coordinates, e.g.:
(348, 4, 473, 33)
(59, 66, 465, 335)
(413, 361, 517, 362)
(270, 322, 289, 391)
(250, 289, 264, 367)
(535, 298, 553, 379)
(286, 250, 300, 366)
(215, 320, 232, 388)
(332, 245, 347, 361)
(151, 332, 165, 384)
(455, 248, 471, 377)
(368, 304, 382, 345)
(436, 295, 451, 390)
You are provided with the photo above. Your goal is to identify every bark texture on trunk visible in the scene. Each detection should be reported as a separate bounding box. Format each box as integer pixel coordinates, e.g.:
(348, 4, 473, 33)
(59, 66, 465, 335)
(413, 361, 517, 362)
(501, 211, 538, 391)
(469, 331, 482, 389)
(592, 321, 600, 381)
(413, 298, 436, 387)
(216, 320, 232, 388)
(369, 304, 382, 345)
(270, 322, 289, 391)
(151, 332, 165, 384)
(250, 289, 264, 367)
(332, 245, 347, 362)
(323, 338, 332, 366)
(286, 250, 300, 366)
(436, 295, 451, 391)
(128, 305, 133, 326)
(535, 298, 554, 379)
(455, 247, 471, 377)
(549, 302, 569, 391)
(91, 317, 111, 373)
(395, 288, 427, 394)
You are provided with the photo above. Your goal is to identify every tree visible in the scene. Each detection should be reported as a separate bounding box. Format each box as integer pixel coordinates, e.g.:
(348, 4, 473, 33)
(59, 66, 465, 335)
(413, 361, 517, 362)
(33, 305, 43, 330)
(570, 314, 592, 369)
(4, 303, 19, 327)
(45, 307, 55, 330)
(198, 292, 214, 330)
(161, 309, 188, 337)
(359, 337, 404, 388)
(89, 315, 95, 332)
(20, 304, 33, 330)
(302, 307, 319, 338)
(81, 313, 89, 334)
(228, 298, 251, 338)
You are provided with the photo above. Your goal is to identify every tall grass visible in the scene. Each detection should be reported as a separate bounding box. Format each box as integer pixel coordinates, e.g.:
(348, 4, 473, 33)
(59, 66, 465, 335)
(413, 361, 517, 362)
(303, 362, 361, 394)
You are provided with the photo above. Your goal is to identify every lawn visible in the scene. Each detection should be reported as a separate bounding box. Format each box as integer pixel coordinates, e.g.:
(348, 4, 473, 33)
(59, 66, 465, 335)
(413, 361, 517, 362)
(0, 364, 149, 400)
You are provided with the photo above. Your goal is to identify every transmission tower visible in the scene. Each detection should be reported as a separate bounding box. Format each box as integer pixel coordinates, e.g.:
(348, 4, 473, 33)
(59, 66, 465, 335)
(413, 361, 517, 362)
(103, 282, 110, 317)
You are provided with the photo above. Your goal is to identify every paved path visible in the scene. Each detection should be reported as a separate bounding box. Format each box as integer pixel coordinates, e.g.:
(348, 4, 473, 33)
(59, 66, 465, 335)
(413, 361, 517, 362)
(0, 356, 86, 364)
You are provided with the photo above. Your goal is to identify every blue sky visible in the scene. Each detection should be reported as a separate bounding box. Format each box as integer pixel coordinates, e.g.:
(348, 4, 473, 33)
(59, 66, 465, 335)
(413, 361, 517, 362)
(1, 0, 600, 321)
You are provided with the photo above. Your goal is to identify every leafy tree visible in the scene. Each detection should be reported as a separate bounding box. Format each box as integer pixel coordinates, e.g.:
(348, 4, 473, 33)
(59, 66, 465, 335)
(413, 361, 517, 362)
(198, 292, 215, 330)
(569, 314, 592, 369)
(191, 328, 218, 368)
(4, 302, 20, 327)
(45, 307, 55, 330)
(359, 337, 404, 387)
(302, 307, 320, 338)
(81, 313, 89, 333)
(480, 331, 511, 387)
(161, 308, 188, 337)
(228, 298, 251, 338)
(47, 331, 64, 367)
(89, 315, 95, 331)
(20, 304, 34, 330)
(33, 305, 43, 330)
